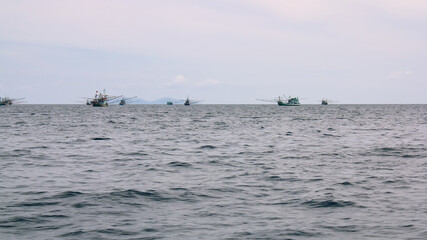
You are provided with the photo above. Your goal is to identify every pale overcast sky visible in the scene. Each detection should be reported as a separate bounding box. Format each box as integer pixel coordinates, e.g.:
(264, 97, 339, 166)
(0, 0, 426, 103)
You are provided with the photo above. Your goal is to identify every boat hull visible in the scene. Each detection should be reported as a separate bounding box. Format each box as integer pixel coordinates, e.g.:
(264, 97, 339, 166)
(278, 103, 300, 106)
(92, 101, 108, 107)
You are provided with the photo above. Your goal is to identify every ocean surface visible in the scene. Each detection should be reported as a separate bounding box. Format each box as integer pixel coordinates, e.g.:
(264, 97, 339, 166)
(0, 104, 426, 239)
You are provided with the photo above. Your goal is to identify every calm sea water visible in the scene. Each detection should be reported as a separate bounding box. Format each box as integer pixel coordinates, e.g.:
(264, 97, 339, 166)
(0, 104, 426, 239)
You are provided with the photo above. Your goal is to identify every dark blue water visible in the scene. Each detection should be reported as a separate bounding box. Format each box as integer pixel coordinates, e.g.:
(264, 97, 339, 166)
(1, 104, 426, 239)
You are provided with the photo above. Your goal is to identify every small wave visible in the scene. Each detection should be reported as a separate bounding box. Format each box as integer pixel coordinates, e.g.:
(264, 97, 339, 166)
(72, 202, 96, 208)
(143, 228, 158, 232)
(13, 149, 31, 155)
(338, 181, 353, 186)
(13, 201, 59, 207)
(402, 154, 424, 158)
(307, 178, 323, 182)
(21, 191, 47, 195)
(168, 161, 192, 167)
(208, 187, 241, 193)
(292, 117, 311, 121)
(362, 147, 426, 158)
(199, 145, 217, 149)
(0, 216, 48, 225)
(58, 230, 85, 237)
(27, 145, 49, 149)
(109, 189, 170, 201)
(91, 137, 111, 140)
(266, 175, 285, 181)
(96, 228, 139, 236)
(377, 147, 398, 152)
(125, 151, 149, 156)
(322, 133, 341, 137)
(302, 199, 357, 208)
(39, 214, 69, 219)
(286, 230, 319, 237)
(52, 191, 83, 199)
(323, 225, 359, 232)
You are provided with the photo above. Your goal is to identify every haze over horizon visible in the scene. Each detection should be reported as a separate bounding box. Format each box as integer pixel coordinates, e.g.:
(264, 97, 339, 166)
(1, 0, 426, 104)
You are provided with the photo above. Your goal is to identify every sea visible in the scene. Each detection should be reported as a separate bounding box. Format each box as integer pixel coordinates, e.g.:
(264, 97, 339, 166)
(0, 104, 426, 239)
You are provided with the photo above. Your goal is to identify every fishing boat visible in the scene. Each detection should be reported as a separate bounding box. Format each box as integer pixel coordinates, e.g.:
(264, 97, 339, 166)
(0, 97, 25, 106)
(0, 97, 12, 106)
(118, 96, 137, 105)
(321, 99, 328, 105)
(257, 95, 300, 106)
(184, 97, 190, 105)
(277, 96, 300, 106)
(182, 96, 203, 105)
(86, 90, 121, 107)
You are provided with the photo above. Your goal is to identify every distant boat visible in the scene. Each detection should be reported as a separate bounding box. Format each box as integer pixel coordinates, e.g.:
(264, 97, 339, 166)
(85, 90, 121, 107)
(0, 97, 12, 106)
(0, 97, 25, 106)
(118, 96, 137, 105)
(182, 96, 203, 106)
(320, 98, 339, 105)
(257, 95, 300, 106)
(277, 96, 300, 106)
(184, 97, 190, 105)
(321, 99, 328, 105)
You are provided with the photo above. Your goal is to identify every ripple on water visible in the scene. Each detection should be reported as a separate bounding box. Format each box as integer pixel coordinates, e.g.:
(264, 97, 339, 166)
(91, 137, 111, 141)
(168, 161, 192, 167)
(199, 145, 217, 149)
(302, 199, 360, 208)
(108, 189, 171, 201)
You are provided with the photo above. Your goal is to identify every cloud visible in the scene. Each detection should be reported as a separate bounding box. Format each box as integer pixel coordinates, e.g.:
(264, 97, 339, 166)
(388, 70, 412, 79)
(195, 79, 220, 87)
(166, 75, 188, 87)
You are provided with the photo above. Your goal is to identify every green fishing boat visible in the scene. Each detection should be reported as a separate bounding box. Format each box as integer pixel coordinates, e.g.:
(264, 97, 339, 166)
(0, 97, 25, 106)
(257, 95, 300, 106)
(277, 96, 300, 106)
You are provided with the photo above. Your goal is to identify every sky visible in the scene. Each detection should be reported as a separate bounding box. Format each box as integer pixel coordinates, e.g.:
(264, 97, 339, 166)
(0, 0, 426, 104)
